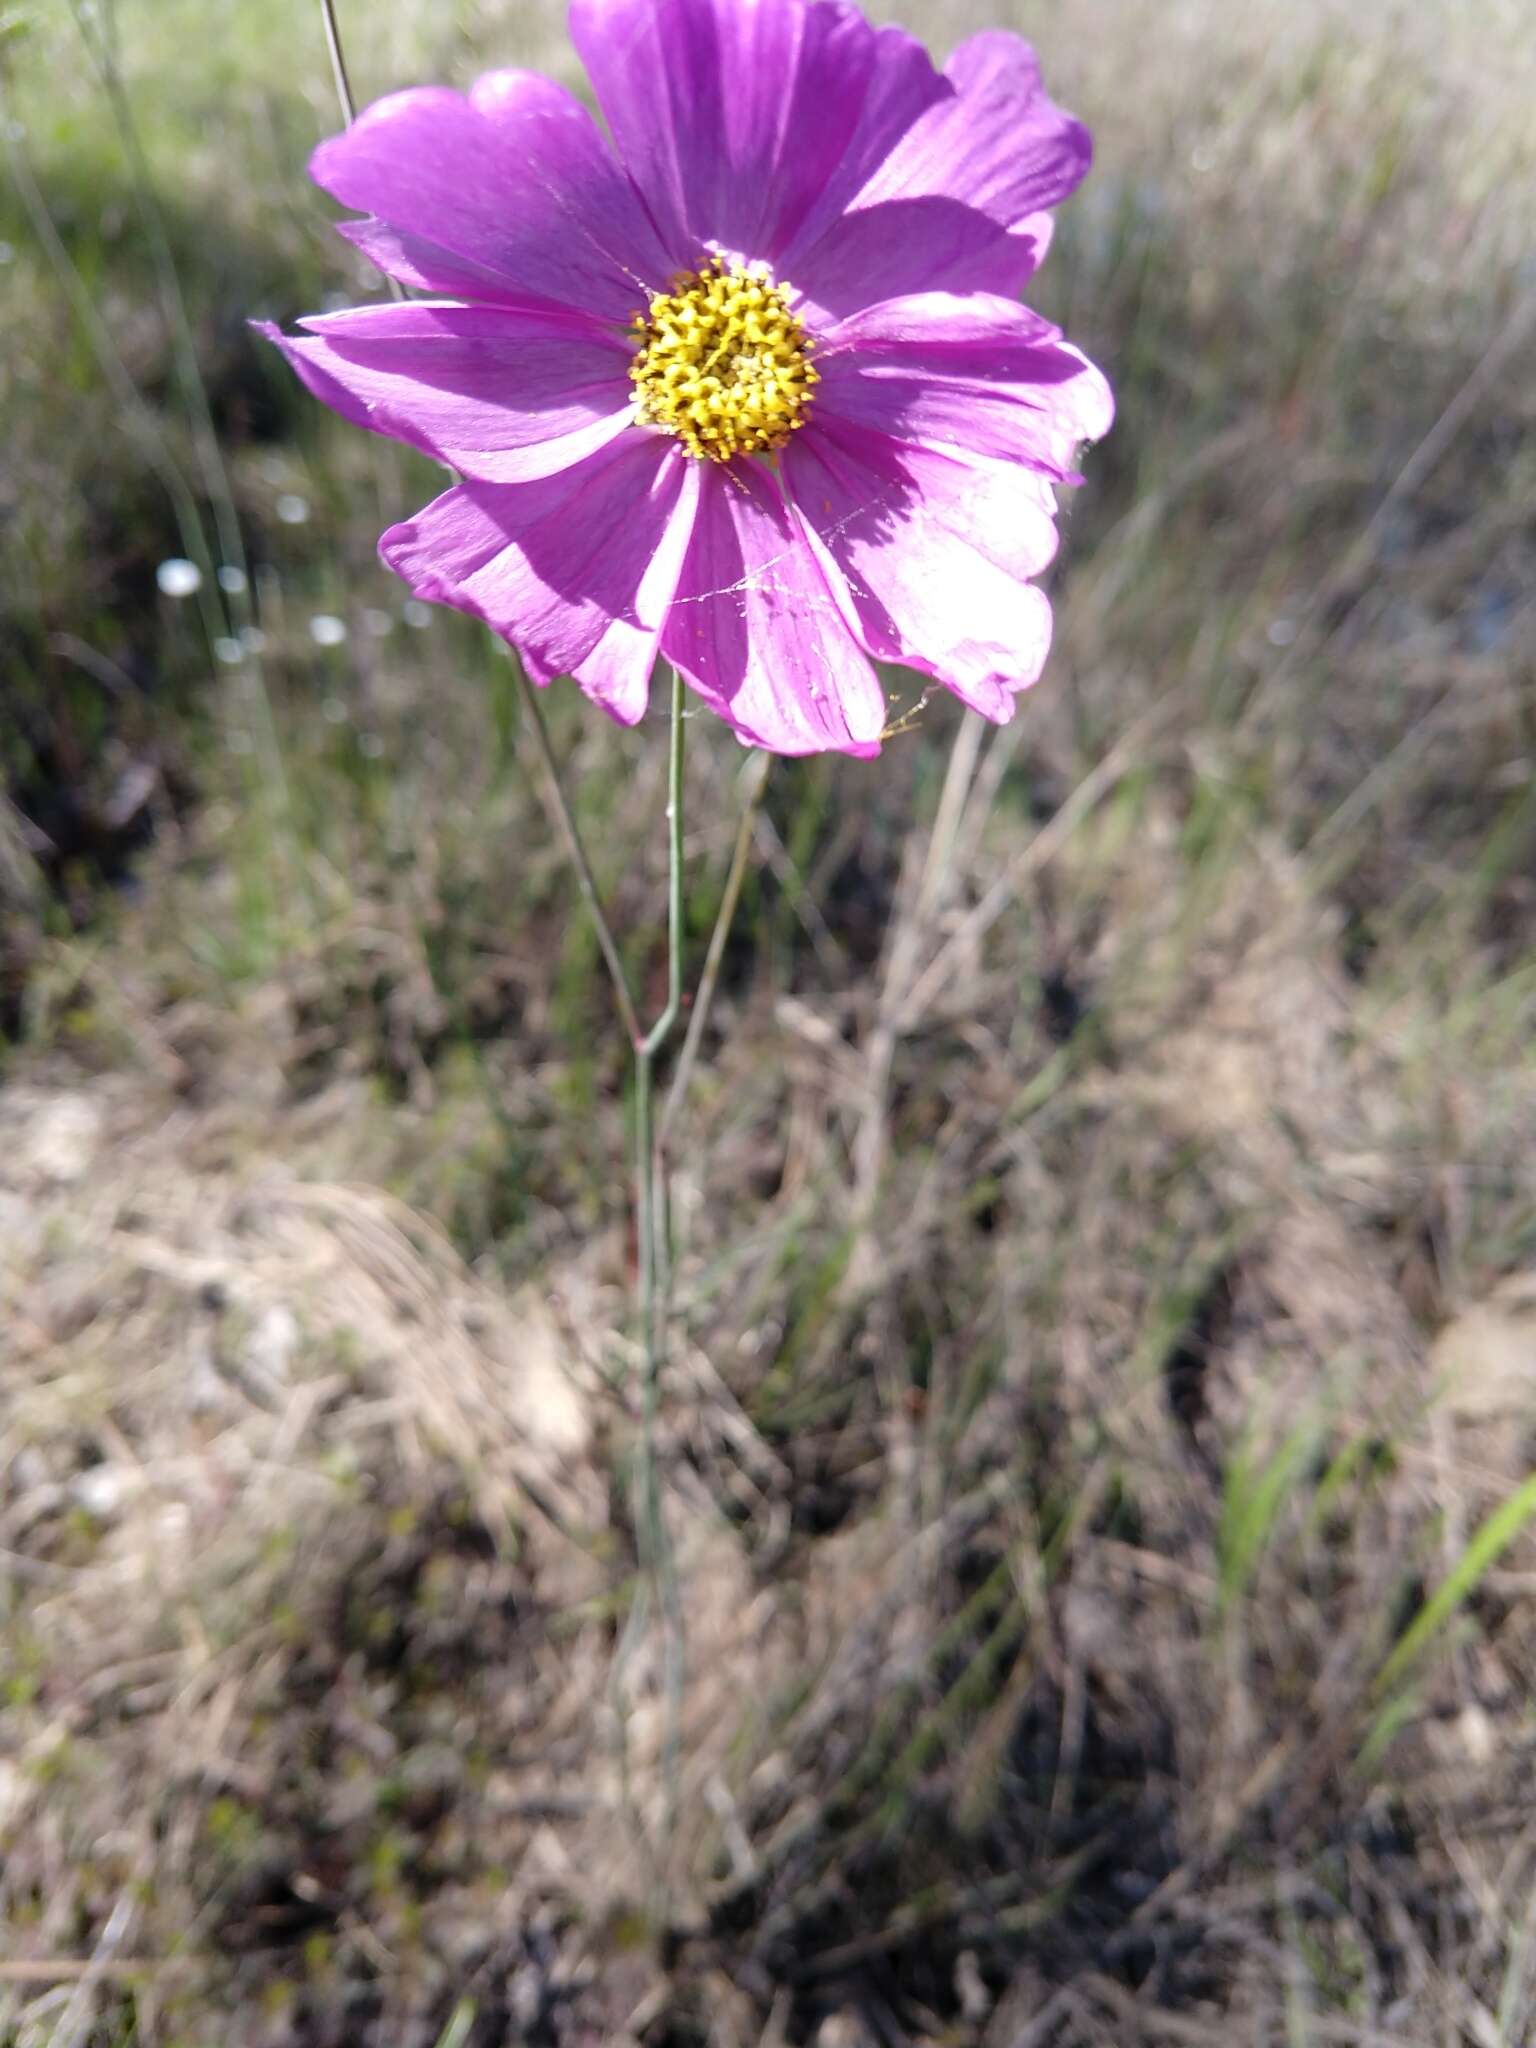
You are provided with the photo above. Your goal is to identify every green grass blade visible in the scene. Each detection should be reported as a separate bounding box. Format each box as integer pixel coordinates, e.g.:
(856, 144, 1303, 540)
(1374, 1473, 1536, 1700)
(433, 1999, 476, 2048)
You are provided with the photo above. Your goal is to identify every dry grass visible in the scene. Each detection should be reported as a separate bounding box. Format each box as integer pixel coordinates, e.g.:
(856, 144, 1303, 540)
(4, 0, 1536, 2042)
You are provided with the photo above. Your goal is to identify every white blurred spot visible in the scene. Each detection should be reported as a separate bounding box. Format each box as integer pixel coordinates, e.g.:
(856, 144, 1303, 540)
(276, 493, 311, 525)
(403, 599, 433, 629)
(1190, 143, 1216, 174)
(322, 696, 349, 724)
(156, 557, 202, 599)
(955, 1951, 991, 2023)
(0, 242, 15, 265)
(363, 607, 394, 637)
(216, 564, 248, 594)
(359, 732, 386, 758)
(74, 1467, 124, 1519)
(214, 637, 244, 665)
(245, 1303, 300, 1388)
(309, 613, 347, 647)
(18, 1092, 103, 1185)
(1459, 1702, 1495, 1766)
(239, 624, 267, 653)
(1266, 616, 1298, 647)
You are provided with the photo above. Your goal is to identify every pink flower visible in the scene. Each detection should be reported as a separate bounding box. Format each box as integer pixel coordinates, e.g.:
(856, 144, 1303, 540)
(260, 0, 1111, 756)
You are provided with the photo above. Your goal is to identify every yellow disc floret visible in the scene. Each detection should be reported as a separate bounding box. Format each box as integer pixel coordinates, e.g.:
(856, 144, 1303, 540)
(628, 256, 818, 463)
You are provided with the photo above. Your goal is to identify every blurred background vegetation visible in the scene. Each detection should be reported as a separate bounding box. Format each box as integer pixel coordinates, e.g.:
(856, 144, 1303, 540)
(3, 0, 1536, 2042)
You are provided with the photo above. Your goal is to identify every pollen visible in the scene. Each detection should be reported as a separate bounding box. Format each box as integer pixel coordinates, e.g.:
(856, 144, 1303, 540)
(628, 256, 818, 464)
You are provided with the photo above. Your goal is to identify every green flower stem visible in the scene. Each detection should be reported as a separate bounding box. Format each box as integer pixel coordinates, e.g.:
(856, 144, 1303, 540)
(518, 675, 642, 1050)
(631, 663, 687, 1843)
(659, 746, 771, 1150)
(636, 660, 687, 1387)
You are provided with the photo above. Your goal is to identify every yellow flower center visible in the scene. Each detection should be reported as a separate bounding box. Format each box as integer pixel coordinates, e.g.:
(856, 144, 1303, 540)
(627, 257, 818, 464)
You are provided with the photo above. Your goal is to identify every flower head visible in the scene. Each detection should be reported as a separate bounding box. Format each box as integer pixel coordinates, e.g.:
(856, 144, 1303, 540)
(627, 257, 820, 463)
(261, 0, 1112, 755)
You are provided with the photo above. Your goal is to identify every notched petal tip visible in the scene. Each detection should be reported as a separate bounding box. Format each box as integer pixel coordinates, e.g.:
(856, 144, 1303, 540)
(302, 77, 676, 324)
(661, 462, 888, 760)
(306, 85, 464, 197)
(1059, 345, 1116, 451)
(377, 443, 695, 734)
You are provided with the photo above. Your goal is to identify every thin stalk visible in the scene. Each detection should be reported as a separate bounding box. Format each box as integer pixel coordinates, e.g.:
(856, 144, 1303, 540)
(636, 661, 688, 1364)
(318, 0, 360, 124)
(76, 2, 250, 595)
(631, 663, 687, 1847)
(315, 0, 402, 308)
(68, 0, 290, 826)
(519, 678, 643, 1048)
(659, 747, 771, 1149)
(646, 663, 688, 1055)
(0, 78, 223, 658)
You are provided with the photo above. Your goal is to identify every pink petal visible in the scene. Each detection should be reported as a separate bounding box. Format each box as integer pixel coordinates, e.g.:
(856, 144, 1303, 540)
(861, 33, 1091, 232)
(661, 461, 886, 757)
(783, 200, 1045, 326)
(256, 303, 636, 484)
(380, 438, 700, 726)
(784, 31, 1089, 317)
(786, 419, 1059, 721)
(569, 0, 946, 265)
(813, 291, 1114, 478)
(309, 76, 676, 320)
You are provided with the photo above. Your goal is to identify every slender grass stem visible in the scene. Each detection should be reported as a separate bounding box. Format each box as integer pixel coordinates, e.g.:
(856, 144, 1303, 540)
(76, 0, 249, 592)
(0, 74, 222, 655)
(631, 662, 687, 1849)
(659, 747, 771, 1149)
(518, 677, 643, 1049)
(645, 664, 688, 1058)
(636, 662, 687, 1367)
(318, 0, 360, 124)
(66, 0, 291, 835)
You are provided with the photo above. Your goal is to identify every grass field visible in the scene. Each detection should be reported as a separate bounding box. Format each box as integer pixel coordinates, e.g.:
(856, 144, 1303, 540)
(4, 0, 1536, 2042)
